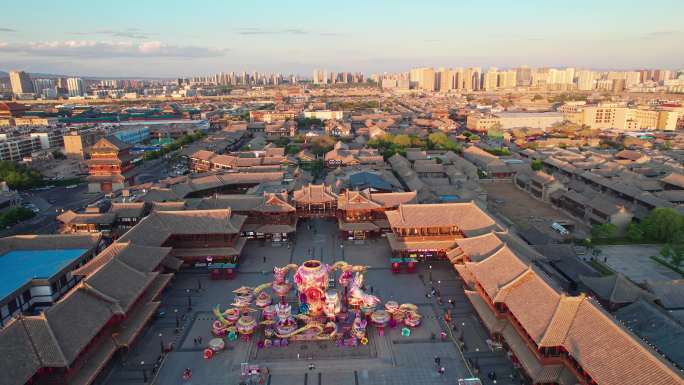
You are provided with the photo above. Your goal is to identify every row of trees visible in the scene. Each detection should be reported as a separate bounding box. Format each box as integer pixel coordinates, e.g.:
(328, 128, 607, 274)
(0, 161, 45, 190)
(367, 132, 461, 159)
(590, 208, 684, 267)
(0, 207, 35, 229)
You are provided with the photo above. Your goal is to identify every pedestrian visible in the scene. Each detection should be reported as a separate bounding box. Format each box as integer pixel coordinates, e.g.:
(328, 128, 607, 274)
(434, 356, 441, 366)
(263, 255, 267, 264)
(198, 336, 202, 345)
(308, 363, 315, 371)
(438, 367, 445, 375)
(370, 286, 374, 294)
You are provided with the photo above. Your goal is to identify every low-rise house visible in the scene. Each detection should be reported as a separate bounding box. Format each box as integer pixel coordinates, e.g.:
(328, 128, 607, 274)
(514, 171, 564, 201)
(57, 210, 117, 235)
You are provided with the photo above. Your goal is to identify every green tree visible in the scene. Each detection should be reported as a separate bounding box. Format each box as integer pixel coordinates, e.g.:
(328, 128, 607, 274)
(310, 135, 336, 156)
(626, 223, 644, 242)
(660, 244, 684, 267)
(531, 160, 543, 171)
(393, 134, 412, 148)
(285, 144, 300, 155)
(591, 223, 618, 239)
(0, 207, 35, 228)
(641, 208, 684, 243)
(0, 161, 44, 190)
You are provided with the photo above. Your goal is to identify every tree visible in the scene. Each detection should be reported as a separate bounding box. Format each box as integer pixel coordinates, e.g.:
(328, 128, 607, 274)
(0, 161, 44, 190)
(591, 223, 618, 239)
(310, 135, 336, 156)
(285, 144, 300, 155)
(393, 134, 412, 148)
(52, 150, 66, 160)
(641, 208, 684, 243)
(660, 244, 684, 267)
(625, 223, 644, 242)
(531, 160, 543, 171)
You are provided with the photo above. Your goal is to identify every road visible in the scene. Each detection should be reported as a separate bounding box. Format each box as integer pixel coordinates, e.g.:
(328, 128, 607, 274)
(2, 157, 178, 237)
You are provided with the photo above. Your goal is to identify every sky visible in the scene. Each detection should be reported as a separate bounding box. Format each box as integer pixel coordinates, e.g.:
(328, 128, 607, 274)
(1, 0, 683, 78)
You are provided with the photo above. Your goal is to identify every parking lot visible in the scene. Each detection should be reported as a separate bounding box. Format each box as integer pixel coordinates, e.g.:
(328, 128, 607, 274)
(482, 181, 589, 241)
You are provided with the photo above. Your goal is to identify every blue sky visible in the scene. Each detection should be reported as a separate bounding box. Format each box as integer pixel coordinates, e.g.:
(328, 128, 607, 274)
(1, 0, 682, 77)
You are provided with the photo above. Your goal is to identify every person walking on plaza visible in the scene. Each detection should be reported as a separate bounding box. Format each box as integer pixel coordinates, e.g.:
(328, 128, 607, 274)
(434, 356, 441, 367)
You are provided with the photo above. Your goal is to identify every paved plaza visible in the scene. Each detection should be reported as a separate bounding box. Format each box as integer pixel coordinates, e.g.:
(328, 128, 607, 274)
(598, 244, 680, 283)
(97, 219, 521, 385)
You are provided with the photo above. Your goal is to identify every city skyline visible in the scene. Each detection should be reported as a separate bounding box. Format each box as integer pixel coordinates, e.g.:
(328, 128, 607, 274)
(1, 0, 683, 77)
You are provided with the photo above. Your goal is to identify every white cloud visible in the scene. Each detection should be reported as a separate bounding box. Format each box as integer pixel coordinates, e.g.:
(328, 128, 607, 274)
(0, 40, 226, 58)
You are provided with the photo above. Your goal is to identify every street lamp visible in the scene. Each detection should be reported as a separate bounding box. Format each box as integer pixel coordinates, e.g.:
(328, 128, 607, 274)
(186, 289, 192, 311)
(141, 361, 147, 383)
(174, 309, 180, 331)
(159, 333, 164, 355)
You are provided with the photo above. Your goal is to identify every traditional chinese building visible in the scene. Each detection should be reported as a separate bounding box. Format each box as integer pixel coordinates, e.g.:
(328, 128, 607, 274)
(336, 190, 416, 240)
(384, 202, 500, 272)
(57, 210, 117, 236)
(324, 141, 384, 168)
(118, 209, 247, 279)
(454, 238, 683, 385)
(292, 184, 339, 217)
(188, 192, 297, 243)
(0, 240, 173, 385)
(86, 136, 138, 193)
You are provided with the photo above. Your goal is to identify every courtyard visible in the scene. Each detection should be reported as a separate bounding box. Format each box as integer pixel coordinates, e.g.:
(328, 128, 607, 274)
(482, 181, 589, 240)
(598, 244, 681, 283)
(97, 219, 520, 385)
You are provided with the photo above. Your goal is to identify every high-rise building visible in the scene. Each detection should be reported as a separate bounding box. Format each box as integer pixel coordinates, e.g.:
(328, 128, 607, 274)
(483, 67, 499, 91)
(67, 77, 85, 97)
(9, 70, 35, 95)
(576, 70, 597, 91)
(32, 78, 55, 96)
(498, 70, 517, 89)
(462, 67, 481, 91)
(409, 67, 436, 91)
(515, 66, 532, 86)
(438, 68, 455, 91)
(453, 67, 464, 90)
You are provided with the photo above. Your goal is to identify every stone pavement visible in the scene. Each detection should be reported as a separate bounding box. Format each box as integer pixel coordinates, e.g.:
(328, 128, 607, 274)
(598, 244, 679, 283)
(98, 219, 522, 385)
